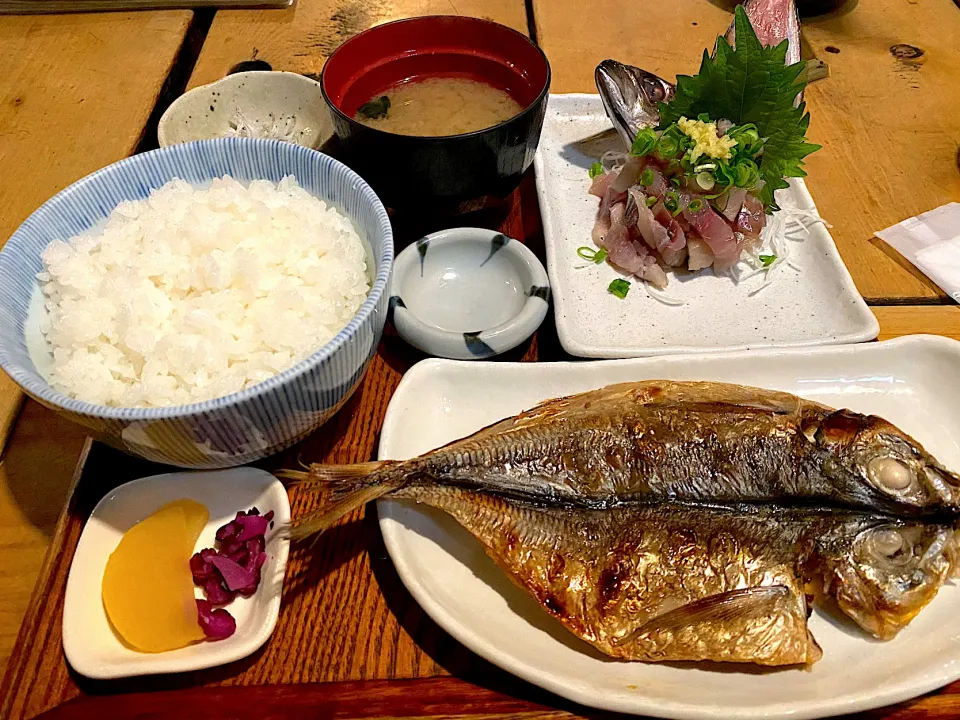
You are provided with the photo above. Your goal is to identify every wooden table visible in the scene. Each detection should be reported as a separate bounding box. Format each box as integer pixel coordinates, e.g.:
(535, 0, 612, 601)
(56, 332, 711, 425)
(2, 0, 960, 717)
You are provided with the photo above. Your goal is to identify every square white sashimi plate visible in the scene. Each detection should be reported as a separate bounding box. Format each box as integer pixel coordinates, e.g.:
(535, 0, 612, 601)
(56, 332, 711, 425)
(534, 94, 879, 358)
(378, 335, 960, 720)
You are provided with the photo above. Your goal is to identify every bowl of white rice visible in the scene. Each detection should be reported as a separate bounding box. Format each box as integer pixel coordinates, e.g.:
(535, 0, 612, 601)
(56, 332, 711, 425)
(0, 138, 393, 468)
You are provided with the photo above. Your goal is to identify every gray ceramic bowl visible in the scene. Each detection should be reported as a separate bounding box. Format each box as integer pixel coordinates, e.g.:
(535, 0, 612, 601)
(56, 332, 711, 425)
(0, 139, 393, 468)
(158, 71, 334, 150)
(388, 228, 549, 359)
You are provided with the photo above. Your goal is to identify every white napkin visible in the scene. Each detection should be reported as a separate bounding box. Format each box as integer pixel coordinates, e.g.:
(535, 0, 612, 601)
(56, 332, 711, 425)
(875, 203, 960, 301)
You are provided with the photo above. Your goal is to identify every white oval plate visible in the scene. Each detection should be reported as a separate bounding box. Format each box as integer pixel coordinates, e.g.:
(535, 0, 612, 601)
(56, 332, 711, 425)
(533, 94, 879, 358)
(63, 467, 290, 679)
(378, 335, 960, 719)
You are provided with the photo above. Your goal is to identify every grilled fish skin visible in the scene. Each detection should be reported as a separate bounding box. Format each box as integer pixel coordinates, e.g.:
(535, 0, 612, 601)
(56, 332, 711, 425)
(392, 487, 958, 663)
(285, 381, 960, 538)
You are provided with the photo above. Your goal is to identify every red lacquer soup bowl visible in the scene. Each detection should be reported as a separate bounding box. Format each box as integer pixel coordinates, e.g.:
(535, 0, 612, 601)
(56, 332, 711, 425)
(321, 15, 551, 210)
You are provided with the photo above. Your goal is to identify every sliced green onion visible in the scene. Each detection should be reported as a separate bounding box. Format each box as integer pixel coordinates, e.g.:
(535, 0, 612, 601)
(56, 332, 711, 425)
(608, 278, 631, 299)
(631, 127, 658, 157)
(694, 163, 717, 172)
(645, 196, 658, 208)
(714, 162, 735, 186)
(734, 159, 760, 188)
(697, 112, 712, 123)
(663, 194, 679, 213)
(669, 176, 682, 188)
(728, 124, 762, 155)
(759, 254, 777, 267)
(588, 162, 604, 179)
(656, 134, 680, 157)
(695, 172, 715, 191)
(577, 246, 608, 264)
(576, 246, 609, 264)
(687, 198, 704, 213)
(640, 167, 655, 187)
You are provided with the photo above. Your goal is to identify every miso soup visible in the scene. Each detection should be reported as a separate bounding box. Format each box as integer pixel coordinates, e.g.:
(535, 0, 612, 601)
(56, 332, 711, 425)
(354, 77, 524, 136)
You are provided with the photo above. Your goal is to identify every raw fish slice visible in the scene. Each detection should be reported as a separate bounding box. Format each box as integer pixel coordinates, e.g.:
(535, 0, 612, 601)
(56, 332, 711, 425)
(629, 188, 670, 252)
(735, 193, 767, 239)
(682, 199, 741, 270)
(686, 235, 714, 270)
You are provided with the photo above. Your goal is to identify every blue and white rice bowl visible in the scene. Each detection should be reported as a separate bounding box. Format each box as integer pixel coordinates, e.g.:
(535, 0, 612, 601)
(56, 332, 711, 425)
(0, 138, 393, 468)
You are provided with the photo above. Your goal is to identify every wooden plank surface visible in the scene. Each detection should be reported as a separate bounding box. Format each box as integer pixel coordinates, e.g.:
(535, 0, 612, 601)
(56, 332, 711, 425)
(0, 7, 193, 678)
(531, 0, 960, 303)
(188, 0, 528, 87)
(873, 306, 960, 341)
(0, 10, 193, 452)
(0, 405, 88, 678)
(1, 0, 286, 12)
(22, 676, 960, 720)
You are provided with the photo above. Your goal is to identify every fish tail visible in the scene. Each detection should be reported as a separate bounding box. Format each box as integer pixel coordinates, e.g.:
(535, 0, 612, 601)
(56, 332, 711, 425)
(277, 461, 405, 541)
(277, 461, 391, 489)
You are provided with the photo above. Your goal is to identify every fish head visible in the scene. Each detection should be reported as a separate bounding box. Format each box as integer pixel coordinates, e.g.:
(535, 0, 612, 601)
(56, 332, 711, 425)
(595, 60, 675, 149)
(828, 520, 955, 639)
(813, 409, 960, 512)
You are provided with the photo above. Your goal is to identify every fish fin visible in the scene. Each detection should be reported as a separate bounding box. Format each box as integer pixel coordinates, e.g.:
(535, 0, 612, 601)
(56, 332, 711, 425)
(289, 483, 397, 541)
(277, 461, 389, 488)
(618, 586, 792, 645)
(279, 461, 403, 541)
(618, 585, 818, 666)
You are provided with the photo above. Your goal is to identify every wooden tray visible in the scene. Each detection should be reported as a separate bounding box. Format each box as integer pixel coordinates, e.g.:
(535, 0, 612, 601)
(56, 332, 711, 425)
(0, 0, 290, 13)
(2, 174, 960, 720)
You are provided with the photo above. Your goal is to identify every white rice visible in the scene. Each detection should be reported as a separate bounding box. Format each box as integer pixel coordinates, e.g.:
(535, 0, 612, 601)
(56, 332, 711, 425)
(37, 175, 370, 408)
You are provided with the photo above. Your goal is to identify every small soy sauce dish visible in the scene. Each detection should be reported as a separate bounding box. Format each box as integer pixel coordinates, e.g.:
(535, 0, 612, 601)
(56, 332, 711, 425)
(388, 228, 550, 360)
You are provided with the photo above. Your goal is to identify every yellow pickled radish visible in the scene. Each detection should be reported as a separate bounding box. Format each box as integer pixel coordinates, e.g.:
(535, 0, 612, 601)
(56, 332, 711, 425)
(101, 499, 209, 652)
(157, 498, 210, 547)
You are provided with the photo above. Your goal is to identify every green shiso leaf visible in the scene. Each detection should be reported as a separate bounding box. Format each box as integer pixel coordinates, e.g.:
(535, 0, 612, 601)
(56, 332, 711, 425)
(657, 6, 820, 211)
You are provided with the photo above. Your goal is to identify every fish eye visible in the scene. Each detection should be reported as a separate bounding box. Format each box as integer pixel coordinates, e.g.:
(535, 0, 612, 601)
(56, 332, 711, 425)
(868, 457, 914, 492)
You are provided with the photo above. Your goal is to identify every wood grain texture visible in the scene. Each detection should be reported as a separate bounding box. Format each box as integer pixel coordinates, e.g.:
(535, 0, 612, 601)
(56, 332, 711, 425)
(531, 0, 960, 303)
(0, 0, 286, 12)
(0, 7, 192, 683)
(0, 402, 88, 678)
(799, 0, 960, 303)
(0, 11, 193, 445)
(23, 676, 960, 720)
(874, 306, 960, 341)
(188, 0, 528, 88)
